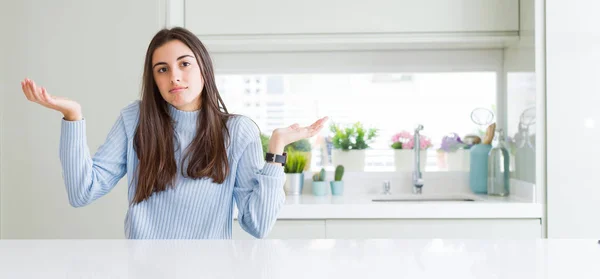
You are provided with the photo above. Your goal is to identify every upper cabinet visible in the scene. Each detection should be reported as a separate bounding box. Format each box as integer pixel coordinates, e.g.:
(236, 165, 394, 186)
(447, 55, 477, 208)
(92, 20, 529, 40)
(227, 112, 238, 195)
(183, 0, 519, 52)
(185, 0, 518, 35)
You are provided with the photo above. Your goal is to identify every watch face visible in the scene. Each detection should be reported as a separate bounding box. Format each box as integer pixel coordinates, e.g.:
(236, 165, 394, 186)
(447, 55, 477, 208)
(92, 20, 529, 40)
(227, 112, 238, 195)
(266, 153, 279, 162)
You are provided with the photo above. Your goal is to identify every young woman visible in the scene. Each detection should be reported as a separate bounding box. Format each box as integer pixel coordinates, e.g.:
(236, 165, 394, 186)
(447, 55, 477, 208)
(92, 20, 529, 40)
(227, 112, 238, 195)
(20, 27, 327, 239)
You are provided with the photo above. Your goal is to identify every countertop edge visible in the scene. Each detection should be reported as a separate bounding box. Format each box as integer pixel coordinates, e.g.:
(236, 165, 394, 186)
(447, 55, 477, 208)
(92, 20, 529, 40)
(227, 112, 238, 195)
(234, 203, 544, 220)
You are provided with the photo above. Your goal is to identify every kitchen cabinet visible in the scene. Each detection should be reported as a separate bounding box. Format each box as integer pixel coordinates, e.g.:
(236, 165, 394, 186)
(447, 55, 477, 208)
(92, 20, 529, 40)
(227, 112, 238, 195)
(185, 0, 518, 35)
(233, 220, 326, 239)
(233, 219, 542, 239)
(326, 219, 542, 239)
(183, 0, 519, 51)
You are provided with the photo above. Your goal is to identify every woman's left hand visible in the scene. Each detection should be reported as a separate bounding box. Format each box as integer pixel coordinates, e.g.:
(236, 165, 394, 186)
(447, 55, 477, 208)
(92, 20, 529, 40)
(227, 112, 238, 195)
(268, 116, 329, 154)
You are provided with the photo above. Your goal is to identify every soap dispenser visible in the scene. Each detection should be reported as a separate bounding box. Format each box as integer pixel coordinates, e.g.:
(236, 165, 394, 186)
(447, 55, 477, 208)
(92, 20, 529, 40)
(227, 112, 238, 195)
(487, 128, 510, 196)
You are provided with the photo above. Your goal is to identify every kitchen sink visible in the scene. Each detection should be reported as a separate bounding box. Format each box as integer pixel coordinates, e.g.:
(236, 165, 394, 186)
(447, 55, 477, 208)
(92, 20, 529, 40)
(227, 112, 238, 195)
(371, 194, 481, 202)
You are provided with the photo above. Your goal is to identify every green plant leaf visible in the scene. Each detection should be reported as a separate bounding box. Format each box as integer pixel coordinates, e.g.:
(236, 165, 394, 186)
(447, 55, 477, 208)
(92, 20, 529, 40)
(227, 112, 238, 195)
(285, 139, 312, 152)
(284, 151, 307, 174)
(330, 121, 378, 150)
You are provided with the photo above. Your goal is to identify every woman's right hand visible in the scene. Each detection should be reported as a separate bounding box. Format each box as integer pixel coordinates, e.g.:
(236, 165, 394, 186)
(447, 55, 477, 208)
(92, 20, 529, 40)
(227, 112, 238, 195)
(21, 78, 83, 121)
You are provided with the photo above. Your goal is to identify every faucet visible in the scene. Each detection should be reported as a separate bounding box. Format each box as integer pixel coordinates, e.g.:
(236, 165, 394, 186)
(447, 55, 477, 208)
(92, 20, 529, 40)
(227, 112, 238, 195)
(413, 124, 424, 194)
(382, 180, 392, 195)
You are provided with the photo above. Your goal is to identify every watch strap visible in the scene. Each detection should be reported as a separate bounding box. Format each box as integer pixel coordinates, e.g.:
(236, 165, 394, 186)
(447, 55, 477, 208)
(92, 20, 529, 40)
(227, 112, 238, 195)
(265, 152, 287, 166)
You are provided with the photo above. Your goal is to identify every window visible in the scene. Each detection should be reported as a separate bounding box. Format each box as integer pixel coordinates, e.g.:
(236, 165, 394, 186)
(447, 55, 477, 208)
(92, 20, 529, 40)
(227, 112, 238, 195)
(217, 72, 496, 171)
(213, 50, 501, 171)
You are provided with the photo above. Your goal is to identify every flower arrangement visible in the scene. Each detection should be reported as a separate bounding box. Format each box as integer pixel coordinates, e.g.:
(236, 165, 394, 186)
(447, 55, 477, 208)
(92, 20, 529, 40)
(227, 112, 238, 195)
(390, 131, 411, 149)
(439, 133, 469, 153)
(390, 130, 432, 150)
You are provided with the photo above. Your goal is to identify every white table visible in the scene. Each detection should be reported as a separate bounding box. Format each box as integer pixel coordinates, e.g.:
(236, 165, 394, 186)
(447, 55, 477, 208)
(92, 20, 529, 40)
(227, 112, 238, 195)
(1, 239, 598, 278)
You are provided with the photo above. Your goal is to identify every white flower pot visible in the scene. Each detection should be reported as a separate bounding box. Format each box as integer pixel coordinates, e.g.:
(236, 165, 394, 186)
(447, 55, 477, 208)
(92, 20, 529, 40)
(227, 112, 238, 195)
(446, 149, 470, 171)
(332, 149, 365, 171)
(394, 149, 427, 172)
(283, 173, 304, 195)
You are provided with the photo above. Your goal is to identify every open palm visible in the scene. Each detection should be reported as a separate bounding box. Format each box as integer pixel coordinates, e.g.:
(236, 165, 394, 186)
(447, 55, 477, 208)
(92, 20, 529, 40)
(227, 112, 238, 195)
(273, 116, 329, 146)
(21, 78, 82, 120)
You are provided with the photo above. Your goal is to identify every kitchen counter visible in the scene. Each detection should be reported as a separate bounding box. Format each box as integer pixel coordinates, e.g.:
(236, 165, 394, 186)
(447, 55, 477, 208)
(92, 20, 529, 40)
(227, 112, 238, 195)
(236, 193, 543, 219)
(1, 239, 597, 278)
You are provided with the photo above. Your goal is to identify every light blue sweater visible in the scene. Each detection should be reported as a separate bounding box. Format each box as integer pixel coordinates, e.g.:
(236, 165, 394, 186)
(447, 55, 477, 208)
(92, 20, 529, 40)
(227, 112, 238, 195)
(59, 101, 285, 239)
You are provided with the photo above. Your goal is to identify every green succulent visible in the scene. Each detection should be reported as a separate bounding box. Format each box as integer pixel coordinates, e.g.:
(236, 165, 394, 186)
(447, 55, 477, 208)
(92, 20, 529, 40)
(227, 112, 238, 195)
(334, 165, 344, 181)
(312, 168, 326, 181)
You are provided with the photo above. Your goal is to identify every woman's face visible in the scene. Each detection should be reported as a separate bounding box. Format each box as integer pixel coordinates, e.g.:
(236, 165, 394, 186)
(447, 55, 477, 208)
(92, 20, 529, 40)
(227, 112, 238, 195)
(151, 40, 204, 111)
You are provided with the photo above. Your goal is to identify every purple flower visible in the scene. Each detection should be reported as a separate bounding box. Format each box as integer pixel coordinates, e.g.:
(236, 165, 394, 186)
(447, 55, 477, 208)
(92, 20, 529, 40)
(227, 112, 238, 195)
(440, 133, 464, 152)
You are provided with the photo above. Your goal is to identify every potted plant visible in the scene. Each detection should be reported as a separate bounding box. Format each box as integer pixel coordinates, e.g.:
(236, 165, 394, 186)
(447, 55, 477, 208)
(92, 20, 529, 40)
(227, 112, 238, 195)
(330, 165, 344, 195)
(285, 139, 312, 171)
(391, 130, 432, 172)
(260, 133, 270, 158)
(330, 121, 378, 171)
(283, 151, 307, 195)
(438, 133, 472, 171)
(311, 168, 327, 196)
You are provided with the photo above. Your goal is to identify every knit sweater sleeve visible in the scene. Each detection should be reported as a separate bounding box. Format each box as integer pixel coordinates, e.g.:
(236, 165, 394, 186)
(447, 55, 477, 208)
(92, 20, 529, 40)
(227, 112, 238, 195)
(232, 117, 286, 239)
(59, 114, 128, 207)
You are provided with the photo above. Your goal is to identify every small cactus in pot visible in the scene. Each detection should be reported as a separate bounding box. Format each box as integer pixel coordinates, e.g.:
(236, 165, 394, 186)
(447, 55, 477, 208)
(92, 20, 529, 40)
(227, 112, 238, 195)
(312, 168, 327, 196)
(330, 165, 345, 195)
(312, 168, 326, 182)
(334, 165, 344, 181)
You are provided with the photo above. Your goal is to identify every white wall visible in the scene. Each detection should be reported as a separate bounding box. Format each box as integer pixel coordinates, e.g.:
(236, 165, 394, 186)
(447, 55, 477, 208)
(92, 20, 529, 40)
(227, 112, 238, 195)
(0, 0, 7, 238)
(546, 0, 600, 238)
(0, 0, 164, 239)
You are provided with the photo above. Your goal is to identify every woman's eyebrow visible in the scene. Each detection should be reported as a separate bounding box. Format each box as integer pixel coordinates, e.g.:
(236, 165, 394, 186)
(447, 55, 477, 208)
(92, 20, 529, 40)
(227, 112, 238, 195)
(152, 55, 195, 69)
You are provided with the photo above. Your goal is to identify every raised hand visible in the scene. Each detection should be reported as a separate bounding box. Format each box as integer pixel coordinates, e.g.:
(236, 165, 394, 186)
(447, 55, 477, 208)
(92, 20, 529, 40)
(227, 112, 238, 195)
(21, 78, 82, 121)
(268, 116, 329, 154)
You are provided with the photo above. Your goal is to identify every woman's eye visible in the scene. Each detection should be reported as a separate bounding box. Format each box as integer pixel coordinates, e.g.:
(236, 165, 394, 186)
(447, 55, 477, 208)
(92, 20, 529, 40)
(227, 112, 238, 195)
(158, 67, 167, 73)
(182, 62, 191, 67)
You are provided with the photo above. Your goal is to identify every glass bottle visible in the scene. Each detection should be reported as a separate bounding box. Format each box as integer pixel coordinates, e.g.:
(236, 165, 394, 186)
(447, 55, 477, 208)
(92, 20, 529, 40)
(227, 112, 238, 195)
(488, 128, 510, 196)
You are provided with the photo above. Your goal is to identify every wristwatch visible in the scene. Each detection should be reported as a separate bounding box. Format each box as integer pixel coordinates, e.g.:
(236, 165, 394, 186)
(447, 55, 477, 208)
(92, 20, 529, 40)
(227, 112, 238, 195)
(265, 152, 287, 166)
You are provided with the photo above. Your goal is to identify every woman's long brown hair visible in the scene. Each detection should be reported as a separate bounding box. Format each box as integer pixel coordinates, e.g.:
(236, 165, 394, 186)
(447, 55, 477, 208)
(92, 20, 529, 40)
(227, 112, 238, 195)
(132, 27, 233, 204)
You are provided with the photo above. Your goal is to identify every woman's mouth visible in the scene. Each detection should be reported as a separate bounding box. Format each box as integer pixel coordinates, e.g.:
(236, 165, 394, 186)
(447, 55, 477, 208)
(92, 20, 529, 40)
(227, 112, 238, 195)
(169, 87, 187, 93)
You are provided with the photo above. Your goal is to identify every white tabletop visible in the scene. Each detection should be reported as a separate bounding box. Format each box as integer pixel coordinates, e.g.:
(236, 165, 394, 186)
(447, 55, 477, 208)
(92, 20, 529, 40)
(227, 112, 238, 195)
(1, 239, 598, 279)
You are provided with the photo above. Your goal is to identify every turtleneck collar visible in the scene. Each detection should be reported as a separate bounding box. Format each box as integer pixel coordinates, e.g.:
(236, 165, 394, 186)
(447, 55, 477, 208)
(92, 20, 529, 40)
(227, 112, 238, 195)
(168, 104, 200, 132)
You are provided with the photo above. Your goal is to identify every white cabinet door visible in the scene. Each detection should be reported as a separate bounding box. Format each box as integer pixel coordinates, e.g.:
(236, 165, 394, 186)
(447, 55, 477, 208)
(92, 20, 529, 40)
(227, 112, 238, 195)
(185, 0, 518, 36)
(325, 219, 542, 239)
(233, 220, 326, 239)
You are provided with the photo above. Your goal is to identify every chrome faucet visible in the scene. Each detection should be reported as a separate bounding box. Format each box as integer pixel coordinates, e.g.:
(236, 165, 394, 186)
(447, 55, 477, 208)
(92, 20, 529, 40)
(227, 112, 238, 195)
(413, 124, 424, 194)
(382, 180, 392, 195)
